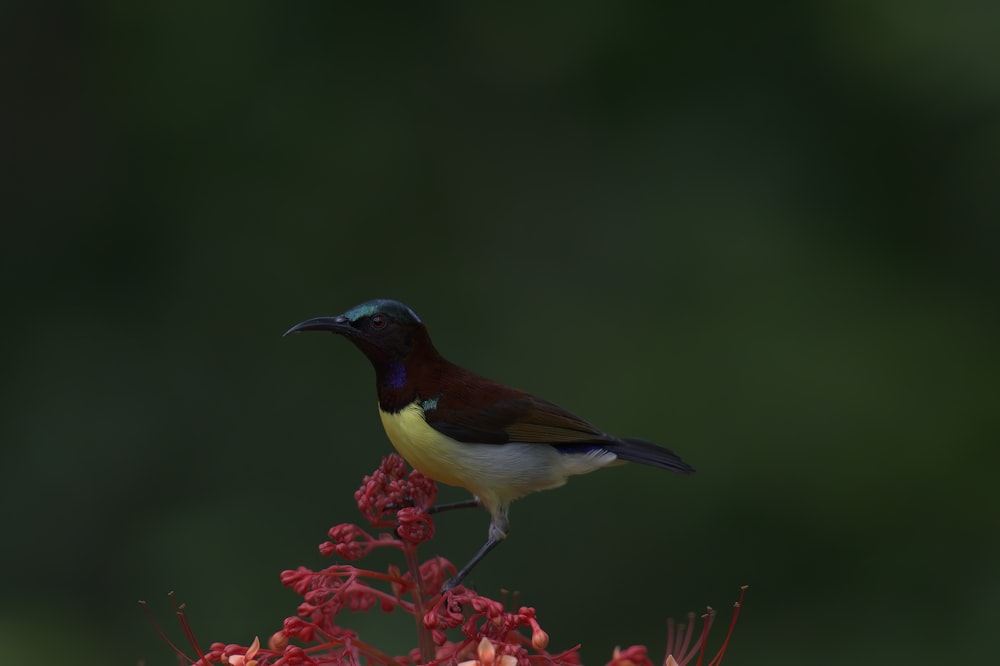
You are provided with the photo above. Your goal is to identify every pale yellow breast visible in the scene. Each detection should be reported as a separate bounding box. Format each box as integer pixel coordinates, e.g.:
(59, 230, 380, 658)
(378, 402, 470, 488)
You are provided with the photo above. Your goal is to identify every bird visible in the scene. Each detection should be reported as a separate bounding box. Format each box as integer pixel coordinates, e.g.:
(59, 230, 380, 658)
(284, 298, 694, 591)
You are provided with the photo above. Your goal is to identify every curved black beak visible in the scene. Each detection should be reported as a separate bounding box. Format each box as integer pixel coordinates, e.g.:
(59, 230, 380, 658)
(283, 315, 354, 337)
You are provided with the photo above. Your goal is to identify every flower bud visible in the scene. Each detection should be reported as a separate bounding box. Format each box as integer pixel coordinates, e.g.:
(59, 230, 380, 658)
(395, 507, 434, 545)
(268, 631, 288, 651)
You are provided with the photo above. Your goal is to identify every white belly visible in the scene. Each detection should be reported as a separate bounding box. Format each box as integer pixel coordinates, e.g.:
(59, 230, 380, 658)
(378, 402, 618, 512)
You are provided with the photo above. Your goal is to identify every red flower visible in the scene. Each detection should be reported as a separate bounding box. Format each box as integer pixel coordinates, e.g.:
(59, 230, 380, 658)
(458, 637, 519, 666)
(396, 507, 434, 545)
(225, 636, 260, 666)
(607, 645, 654, 666)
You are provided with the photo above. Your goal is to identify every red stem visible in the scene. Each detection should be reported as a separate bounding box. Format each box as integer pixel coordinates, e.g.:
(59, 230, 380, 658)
(706, 586, 747, 666)
(691, 610, 715, 666)
(138, 600, 196, 664)
(402, 541, 435, 663)
(170, 593, 208, 662)
(676, 612, 696, 662)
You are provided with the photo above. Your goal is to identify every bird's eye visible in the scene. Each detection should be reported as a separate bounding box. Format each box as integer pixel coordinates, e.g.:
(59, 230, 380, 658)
(370, 314, 387, 330)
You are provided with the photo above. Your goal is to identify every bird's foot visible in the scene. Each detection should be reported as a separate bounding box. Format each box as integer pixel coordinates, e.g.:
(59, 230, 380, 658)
(440, 576, 475, 596)
(383, 497, 429, 512)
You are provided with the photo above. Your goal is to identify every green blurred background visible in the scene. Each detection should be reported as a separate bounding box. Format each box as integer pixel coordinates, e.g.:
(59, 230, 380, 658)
(3, 2, 998, 664)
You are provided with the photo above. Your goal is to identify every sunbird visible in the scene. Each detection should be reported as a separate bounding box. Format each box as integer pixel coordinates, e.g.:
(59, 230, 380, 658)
(285, 299, 694, 590)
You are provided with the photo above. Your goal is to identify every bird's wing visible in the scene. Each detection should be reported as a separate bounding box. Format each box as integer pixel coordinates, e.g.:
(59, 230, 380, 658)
(424, 389, 609, 446)
(419, 373, 695, 474)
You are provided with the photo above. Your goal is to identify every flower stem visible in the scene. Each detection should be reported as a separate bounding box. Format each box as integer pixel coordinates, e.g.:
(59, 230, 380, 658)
(402, 541, 435, 663)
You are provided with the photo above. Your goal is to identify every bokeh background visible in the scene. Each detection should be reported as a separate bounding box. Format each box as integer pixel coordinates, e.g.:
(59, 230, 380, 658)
(3, 2, 998, 665)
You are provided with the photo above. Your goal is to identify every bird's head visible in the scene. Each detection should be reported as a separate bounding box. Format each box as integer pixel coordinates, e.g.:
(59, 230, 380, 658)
(284, 299, 439, 388)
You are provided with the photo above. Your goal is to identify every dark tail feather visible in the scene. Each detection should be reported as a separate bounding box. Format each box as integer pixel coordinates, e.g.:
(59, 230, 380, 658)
(605, 437, 696, 474)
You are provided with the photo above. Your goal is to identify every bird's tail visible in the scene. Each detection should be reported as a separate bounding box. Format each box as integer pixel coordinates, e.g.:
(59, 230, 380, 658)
(605, 437, 696, 474)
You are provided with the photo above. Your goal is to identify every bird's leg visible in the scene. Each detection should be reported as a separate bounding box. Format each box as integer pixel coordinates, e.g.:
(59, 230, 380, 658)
(442, 537, 501, 593)
(427, 497, 482, 515)
(441, 504, 509, 593)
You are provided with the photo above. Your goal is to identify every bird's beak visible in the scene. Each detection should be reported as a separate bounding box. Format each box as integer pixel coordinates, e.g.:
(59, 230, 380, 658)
(283, 315, 354, 337)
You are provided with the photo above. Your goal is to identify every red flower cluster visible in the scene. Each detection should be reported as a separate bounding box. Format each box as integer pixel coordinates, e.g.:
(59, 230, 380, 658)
(143, 454, 745, 666)
(421, 587, 561, 661)
(353, 452, 437, 528)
